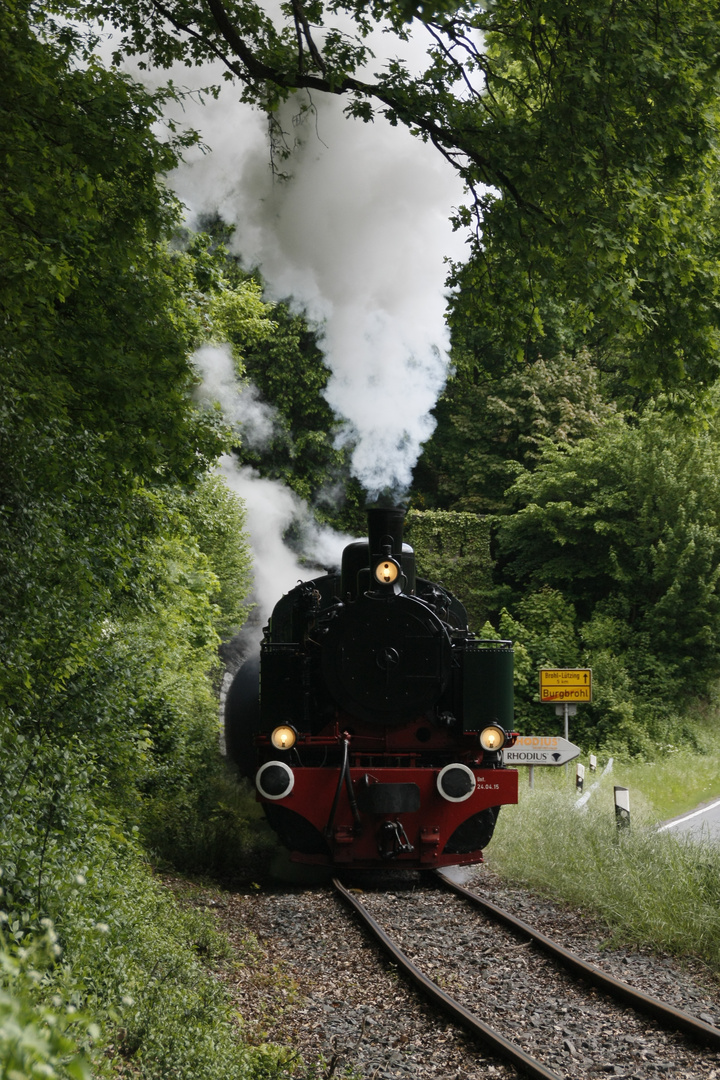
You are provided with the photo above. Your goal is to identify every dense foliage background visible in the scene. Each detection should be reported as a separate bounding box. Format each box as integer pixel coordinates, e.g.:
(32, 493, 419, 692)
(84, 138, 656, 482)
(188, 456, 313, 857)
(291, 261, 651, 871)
(6, 0, 720, 1075)
(0, 6, 279, 1075)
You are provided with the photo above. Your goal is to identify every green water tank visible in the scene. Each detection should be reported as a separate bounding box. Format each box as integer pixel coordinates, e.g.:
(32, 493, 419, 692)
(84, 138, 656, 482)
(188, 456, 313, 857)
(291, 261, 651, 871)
(462, 639, 514, 730)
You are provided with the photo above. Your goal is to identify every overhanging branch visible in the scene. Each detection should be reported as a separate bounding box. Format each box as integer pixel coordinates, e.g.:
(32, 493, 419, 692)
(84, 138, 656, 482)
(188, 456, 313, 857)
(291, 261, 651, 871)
(147, 0, 548, 216)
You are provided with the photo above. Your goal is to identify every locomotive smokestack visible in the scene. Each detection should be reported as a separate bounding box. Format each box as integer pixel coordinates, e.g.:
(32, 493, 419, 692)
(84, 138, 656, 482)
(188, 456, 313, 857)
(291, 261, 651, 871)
(367, 506, 405, 557)
(341, 506, 411, 599)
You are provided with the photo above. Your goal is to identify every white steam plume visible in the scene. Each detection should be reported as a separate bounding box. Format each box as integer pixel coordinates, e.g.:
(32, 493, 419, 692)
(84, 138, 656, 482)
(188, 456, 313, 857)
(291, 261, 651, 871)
(219, 457, 348, 628)
(109, 23, 467, 645)
(219, 455, 355, 631)
(193, 343, 279, 450)
(194, 346, 355, 629)
(168, 47, 466, 497)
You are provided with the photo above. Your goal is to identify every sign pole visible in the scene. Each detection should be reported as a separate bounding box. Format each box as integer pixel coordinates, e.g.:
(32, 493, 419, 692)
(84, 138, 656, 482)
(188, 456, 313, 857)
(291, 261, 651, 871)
(576, 762, 585, 792)
(540, 669, 592, 780)
(564, 701, 569, 777)
(528, 764, 534, 789)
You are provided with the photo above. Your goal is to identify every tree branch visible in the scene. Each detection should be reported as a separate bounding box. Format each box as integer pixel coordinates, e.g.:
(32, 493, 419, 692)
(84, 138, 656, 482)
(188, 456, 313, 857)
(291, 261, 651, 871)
(146, 0, 548, 216)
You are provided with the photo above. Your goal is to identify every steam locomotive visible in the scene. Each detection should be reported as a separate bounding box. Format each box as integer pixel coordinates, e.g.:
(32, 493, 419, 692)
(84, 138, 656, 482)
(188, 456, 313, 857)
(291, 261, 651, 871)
(225, 507, 519, 868)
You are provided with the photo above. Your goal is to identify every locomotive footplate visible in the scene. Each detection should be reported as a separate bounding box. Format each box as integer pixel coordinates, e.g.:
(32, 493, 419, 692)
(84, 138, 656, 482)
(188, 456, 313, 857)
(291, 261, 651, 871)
(257, 765, 518, 867)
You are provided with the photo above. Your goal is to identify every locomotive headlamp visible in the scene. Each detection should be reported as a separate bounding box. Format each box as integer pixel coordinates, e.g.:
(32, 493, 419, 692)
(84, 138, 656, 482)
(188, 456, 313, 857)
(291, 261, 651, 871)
(270, 725, 297, 751)
(374, 559, 399, 585)
(479, 725, 506, 752)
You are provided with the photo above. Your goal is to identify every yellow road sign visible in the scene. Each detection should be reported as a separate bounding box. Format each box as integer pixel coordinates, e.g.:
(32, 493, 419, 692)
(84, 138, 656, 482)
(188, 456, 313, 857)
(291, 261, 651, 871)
(539, 668, 592, 703)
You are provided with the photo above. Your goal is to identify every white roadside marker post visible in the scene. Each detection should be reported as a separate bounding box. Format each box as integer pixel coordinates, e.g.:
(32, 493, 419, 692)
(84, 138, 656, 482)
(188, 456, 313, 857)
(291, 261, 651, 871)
(575, 757, 613, 809)
(589, 754, 597, 772)
(614, 785, 630, 829)
(576, 762, 585, 793)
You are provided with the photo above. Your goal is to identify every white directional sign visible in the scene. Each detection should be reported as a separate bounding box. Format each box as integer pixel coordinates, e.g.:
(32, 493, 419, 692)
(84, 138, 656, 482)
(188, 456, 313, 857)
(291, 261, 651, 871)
(503, 735, 582, 767)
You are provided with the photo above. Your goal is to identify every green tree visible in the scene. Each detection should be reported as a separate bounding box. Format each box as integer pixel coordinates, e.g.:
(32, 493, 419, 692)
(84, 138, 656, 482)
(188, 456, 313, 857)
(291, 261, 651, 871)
(239, 302, 344, 500)
(63, 0, 720, 390)
(497, 405, 720, 703)
(0, 0, 259, 904)
(180, 222, 367, 527)
(413, 351, 614, 513)
(1, 4, 225, 485)
(0, 10, 275, 1080)
(405, 509, 494, 629)
(173, 473, 254, 638)
(1, 0, 231, 751)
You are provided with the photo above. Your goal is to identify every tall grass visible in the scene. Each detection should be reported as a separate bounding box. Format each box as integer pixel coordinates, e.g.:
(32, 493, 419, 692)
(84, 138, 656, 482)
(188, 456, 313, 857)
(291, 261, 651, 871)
(612, 747, 720, 821)
(489, 751, 720, 969)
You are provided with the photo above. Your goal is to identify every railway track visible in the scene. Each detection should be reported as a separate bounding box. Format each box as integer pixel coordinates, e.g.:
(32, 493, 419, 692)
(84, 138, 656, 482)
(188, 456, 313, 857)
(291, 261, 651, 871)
(333, 873, 720, 1080)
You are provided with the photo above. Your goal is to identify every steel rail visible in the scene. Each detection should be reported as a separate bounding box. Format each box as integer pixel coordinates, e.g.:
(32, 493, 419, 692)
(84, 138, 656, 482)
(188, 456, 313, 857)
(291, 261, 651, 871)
(332, 876, 564, 1080)
(436, 870, 720, 1051)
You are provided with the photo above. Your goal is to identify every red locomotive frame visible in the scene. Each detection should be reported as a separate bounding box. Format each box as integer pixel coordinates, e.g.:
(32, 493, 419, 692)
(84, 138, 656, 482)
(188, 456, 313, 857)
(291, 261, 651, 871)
(255, 727, 519, 867)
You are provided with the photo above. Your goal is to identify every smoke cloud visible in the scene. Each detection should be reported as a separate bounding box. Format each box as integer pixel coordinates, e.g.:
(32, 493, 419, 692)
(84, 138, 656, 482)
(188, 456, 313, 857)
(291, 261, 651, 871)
(193, 344, 355, 631)
(108, 22, 468, 649)
(168, 47, 466, 498)
(193, 342, 278, 451)
(219, 457, 355, 630)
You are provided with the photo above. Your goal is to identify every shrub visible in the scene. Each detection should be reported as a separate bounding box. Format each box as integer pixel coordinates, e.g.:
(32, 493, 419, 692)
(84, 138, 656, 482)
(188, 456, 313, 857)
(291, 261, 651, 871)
(490, 778, 720, 967)
(405, 509, 494, 628)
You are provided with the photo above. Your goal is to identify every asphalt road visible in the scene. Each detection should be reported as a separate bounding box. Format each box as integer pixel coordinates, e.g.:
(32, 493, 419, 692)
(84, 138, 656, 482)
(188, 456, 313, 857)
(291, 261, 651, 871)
(658, 797, 720, 841)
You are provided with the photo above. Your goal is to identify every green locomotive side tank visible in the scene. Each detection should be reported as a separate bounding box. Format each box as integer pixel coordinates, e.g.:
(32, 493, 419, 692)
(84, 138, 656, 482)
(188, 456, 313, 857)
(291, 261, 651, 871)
(460, 640, 514, 731)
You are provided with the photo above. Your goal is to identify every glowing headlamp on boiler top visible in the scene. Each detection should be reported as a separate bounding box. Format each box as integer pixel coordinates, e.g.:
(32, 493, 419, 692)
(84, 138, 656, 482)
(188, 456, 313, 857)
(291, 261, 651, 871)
(374, 559, 400, 585)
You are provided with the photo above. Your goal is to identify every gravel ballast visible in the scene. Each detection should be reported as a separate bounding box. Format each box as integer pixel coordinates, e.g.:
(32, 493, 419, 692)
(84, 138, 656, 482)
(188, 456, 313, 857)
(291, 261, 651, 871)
(187, 865, 720, 1080)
